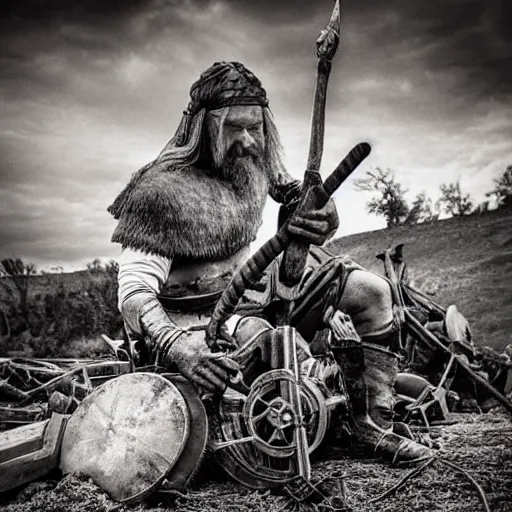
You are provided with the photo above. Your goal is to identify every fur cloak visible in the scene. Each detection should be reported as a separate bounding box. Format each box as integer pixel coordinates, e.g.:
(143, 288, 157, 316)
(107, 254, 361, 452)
(108, 160, 269, 261)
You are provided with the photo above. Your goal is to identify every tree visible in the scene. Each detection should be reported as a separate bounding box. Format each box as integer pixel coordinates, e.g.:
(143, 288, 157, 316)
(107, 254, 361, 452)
(86, 258, 103, 272)
(104, 260, 119, 275)
(437, 181, 474, 217)
(0, 258, 37, 328)
(354, 168, 410, 227)
(404, 192, 437, 224)
(487, 165, 512, 208)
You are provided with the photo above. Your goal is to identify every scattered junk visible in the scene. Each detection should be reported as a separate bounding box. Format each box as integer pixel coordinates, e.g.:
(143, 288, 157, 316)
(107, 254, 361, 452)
(1, 242, 511, 510)
(0, 410, 67, 494)
(0, 359, 131, 493)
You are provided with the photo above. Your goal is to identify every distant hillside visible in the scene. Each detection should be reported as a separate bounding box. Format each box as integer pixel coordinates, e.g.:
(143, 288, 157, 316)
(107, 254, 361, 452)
(1, 269, 107, 301)
(329, 207, 512, 351)
(1, 208, 510, 355)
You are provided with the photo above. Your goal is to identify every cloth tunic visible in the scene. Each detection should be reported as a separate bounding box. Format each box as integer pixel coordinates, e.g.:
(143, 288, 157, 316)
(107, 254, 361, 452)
(118, 246, 251, 338)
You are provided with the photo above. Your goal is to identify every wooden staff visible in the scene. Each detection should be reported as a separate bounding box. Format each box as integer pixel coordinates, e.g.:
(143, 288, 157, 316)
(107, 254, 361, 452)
(280, 0, 341, 286)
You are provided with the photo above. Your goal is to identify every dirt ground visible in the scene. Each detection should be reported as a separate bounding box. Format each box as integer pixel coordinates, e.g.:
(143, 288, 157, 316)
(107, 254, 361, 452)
(1, 411, 511, 512)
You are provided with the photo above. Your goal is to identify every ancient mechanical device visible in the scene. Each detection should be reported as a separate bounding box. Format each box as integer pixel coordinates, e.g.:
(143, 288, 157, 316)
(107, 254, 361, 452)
(199, 0, 364, 494)
(210, 322, 347, 490)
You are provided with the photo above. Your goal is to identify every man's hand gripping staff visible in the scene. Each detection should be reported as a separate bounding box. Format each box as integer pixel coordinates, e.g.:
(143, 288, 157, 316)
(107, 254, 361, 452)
(280, 0, 342, 287)
(206, 0, 372, 348)
(205, 142, 371, 348)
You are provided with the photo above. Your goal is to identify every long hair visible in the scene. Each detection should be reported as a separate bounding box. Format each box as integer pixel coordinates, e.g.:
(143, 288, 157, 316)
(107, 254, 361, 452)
(262, 108, 293, 201)
(156, 109, 209, 168)
(155, 106, 290, 195)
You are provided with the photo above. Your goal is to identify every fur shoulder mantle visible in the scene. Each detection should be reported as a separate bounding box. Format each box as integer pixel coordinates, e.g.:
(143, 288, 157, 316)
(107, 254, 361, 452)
(108, 161, 269, 261)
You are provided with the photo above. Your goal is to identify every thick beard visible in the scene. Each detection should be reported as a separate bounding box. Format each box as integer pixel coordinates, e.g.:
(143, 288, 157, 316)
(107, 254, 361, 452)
(217, 147, 269, 197)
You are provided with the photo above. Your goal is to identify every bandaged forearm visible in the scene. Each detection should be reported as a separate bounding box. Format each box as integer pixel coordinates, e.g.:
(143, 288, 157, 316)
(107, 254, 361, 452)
(117, 248, 180, 364)
(121, 292, 184, 365)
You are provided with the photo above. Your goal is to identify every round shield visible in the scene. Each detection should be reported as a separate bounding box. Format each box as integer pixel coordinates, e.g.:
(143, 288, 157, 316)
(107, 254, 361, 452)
(60, 373, 190, 503)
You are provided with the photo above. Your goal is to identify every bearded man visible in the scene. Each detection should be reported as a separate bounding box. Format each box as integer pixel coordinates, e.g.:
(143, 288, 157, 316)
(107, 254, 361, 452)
(108, 61, 431, 463)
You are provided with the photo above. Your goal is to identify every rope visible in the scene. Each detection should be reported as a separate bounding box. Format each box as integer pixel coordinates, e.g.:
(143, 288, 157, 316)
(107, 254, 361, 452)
(437, 458, 491, 512)
(369, 456, 436, 503)
(368, 455, 491, 512)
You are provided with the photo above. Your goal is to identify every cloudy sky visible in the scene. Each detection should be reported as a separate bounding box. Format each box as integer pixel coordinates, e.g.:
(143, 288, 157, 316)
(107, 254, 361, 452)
(1, 0, 511, 271)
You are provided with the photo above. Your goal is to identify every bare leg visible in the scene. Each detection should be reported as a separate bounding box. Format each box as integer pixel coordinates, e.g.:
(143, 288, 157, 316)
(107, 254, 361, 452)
(291, 262, 394, 345)
(338, 270, 394, 339)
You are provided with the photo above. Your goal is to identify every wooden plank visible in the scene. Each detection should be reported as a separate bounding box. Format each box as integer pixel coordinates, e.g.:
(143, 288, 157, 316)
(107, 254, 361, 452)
(0, 405, 47, 424)
(0, 413, 68, 492)
(84, 361, 131, 378)
(0, 420, 47, 464)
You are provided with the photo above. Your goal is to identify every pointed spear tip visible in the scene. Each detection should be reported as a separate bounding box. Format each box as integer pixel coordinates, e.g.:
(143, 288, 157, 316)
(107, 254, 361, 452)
(330, 0, 341, 28)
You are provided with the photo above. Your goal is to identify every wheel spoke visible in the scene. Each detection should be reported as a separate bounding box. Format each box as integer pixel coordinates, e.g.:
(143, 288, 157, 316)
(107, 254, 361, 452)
(252, 407, 272, 427)
(268, 426, 287, 444)
(255, 396, 272, 409)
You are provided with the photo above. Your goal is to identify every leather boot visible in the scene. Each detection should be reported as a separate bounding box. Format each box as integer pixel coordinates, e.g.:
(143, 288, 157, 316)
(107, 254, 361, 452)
(332, 341, 433, 463)
(362, 344, 400, 429)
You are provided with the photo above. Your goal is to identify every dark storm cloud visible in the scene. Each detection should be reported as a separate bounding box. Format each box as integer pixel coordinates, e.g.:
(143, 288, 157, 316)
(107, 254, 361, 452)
(0, 0, 150, 20)
(344, 0, 512, 100)
(0, 0, 511, 269)
(409, 1, 511, 98)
